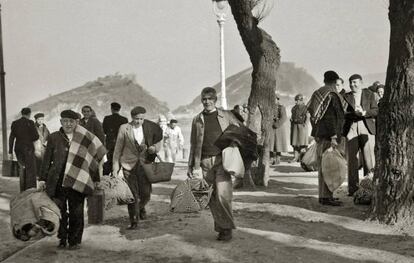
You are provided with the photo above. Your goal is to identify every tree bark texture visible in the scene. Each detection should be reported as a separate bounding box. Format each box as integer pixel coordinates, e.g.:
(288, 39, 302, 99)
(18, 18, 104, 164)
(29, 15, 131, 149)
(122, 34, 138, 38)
(371, 0, 414, 225)
(227, 0, 281, 186)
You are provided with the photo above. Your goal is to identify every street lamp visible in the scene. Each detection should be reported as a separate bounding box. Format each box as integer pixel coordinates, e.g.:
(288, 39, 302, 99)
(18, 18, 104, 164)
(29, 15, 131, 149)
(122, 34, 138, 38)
(212, 0, 228, 110)
(0, 4, 7, 161)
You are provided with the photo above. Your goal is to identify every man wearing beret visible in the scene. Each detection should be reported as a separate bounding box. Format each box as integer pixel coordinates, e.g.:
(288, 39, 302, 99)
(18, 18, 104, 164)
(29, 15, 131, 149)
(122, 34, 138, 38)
(308, 71, 346, 206)
(34, 113, 50, 178)
(112, 106, 163, 229)
(102, 102, 128, 175)
(9, 107, 39, 192)
(342, 74, 378, 196)
(188, 87, 241, 241)
(39, 110, 106, 249)
(80, 105, 105, 144)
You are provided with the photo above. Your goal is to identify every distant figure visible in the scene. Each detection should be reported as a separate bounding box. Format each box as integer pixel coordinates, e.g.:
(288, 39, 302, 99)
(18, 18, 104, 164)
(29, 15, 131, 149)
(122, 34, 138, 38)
(270, 95, 288, 164)
(231, 105, 245, 123)
(34, 113, 50, 178)
(112, 106, 163, 230)
(102, 102, 128, 175)
(336, 78, 346, 95)
(342, 74, 378, 196)
(376, 84, 384, 102)
(39, 110, 106, 250)
(9, 107, 39, 192)
(164, 119, 184, 163)
(80, 105, 105, 144)
(290, 94, 309, 163)
(157, 114, 169, 159)
(308, 70, 346, 206)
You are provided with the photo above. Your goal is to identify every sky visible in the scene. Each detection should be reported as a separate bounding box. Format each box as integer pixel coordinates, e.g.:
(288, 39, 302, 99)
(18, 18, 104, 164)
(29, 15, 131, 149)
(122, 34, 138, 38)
(2, 0, 390, 115)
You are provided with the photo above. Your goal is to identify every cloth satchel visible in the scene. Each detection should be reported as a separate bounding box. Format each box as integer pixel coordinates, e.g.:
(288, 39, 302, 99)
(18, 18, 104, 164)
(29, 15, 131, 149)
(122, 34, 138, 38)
(300, 142, 318, 172)
(142, 154, 174, 183)
(100, 173, 135, 210)
(222, 146, 245, 178)
(321, 147, 347, 192)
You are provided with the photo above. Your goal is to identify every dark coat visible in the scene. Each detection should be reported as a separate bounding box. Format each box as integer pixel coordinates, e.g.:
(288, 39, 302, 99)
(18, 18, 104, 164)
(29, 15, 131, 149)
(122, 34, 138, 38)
(80, 117, 105, 144)
(290, 104, 309, 146)
(40, 129, 70, 198)
(36, 124, 50, 146)
(102, 113, 128, 151)
(342, 89, 378, 136)
(311, 93, 345, 140)
(9, 117, 39, 154)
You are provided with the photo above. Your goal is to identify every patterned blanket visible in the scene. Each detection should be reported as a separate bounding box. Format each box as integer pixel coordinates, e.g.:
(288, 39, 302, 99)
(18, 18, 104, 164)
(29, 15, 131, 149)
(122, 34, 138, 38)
(62, 125, 106, 195)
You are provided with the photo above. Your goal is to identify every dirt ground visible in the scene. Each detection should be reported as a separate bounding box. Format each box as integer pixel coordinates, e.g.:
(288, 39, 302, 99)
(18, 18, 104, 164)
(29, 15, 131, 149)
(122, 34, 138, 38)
(1, 157, 414, 263)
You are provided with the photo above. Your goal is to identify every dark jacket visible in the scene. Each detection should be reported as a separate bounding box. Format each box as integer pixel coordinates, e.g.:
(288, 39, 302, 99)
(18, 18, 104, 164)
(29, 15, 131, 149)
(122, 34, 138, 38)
(342, 89, 378, 136)
(40, 129, 70, 198)
(311, 93, 345, 140)
(9, 117, 39, 154)
(80, 117, 105, 144)
(102, 113, 128, 150)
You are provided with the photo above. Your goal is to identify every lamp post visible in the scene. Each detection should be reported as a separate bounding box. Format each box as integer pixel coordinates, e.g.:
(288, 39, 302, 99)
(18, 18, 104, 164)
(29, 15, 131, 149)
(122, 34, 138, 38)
(0, 4, 7, 161)
(212, 0, 228, 110)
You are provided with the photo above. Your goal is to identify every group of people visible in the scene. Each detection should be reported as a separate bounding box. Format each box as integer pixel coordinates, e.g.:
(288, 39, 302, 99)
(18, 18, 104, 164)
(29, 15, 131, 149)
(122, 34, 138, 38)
(308, 71, 379, 206)
(7, 72, 382, 248)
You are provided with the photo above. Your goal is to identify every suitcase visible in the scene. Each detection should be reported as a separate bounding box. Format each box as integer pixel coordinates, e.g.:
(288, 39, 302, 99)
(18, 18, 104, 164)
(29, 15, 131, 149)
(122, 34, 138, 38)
(87, 189, 105, 224)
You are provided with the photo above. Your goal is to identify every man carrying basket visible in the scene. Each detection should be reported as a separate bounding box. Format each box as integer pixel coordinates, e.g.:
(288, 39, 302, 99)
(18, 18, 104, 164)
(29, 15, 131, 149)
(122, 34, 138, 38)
(112, 106, 163, 230)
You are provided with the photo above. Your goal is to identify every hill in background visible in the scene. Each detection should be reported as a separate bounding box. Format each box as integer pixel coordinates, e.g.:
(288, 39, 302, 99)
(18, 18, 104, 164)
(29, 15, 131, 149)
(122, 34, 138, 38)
(173, 62, 319, 117)
(24, 74, 169, 131)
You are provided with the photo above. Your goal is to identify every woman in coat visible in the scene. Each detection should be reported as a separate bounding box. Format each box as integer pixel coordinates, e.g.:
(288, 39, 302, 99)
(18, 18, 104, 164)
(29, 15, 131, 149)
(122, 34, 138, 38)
(290, 94, 309, 162)
(270, 95, 288, 164)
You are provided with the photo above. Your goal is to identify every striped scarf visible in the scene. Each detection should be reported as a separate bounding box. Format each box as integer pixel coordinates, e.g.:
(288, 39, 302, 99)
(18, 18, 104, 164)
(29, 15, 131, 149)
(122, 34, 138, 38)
(307, 85, 346, 125)
(62, 125, 107, 195)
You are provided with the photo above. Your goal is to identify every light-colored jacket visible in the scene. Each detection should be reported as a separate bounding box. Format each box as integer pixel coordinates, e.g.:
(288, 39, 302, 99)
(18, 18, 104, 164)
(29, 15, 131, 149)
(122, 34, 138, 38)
(188, 108, 240, 170)
(113, 120, 163, 171)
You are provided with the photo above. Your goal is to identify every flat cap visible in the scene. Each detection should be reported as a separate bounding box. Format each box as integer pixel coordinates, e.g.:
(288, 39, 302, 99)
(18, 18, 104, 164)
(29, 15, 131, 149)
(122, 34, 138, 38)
(60, 110, 79, 120)
(21, 107, 31, 115)
(111, 102, 121, 111)
(131, 106, 146, 116)
(34, 113, 44, 119)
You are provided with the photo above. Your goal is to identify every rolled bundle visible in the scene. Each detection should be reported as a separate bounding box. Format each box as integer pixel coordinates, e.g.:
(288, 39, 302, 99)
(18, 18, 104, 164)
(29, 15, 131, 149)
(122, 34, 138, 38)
(10, 188, 61, 241)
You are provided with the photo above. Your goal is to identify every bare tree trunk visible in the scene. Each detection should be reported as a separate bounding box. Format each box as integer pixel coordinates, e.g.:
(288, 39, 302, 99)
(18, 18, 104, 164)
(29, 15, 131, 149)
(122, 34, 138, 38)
(371, 0, 414, 225)
(227, 0, 280, 187)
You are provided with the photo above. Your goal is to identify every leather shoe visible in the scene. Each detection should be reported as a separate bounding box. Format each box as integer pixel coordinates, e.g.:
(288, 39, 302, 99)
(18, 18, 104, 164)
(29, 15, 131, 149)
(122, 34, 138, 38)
(57, 240, 66, 249)
(127, 222, 138, 230)
(68, 244, 81, 250)
(217, 230, 232, 241)
(319, 198, 343, 206)
(139, 209, 147, 220)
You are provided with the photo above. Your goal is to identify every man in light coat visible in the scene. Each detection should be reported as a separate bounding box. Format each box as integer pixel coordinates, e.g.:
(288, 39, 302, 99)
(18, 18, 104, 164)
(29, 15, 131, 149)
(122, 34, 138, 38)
(112, 106, 163, 230)
(342, 74, 378, 196)
(188, 87, 241, 241)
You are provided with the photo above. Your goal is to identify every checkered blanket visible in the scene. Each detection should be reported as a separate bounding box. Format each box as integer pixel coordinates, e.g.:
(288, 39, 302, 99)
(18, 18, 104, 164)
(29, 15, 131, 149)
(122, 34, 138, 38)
(307, 85, 346, 125)
(62, 125, 106, 195)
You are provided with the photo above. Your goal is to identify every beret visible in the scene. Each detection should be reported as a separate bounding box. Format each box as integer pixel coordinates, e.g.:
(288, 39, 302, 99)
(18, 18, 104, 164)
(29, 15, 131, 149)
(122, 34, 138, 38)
(131, 106, 146, 116)
(349, 74, 363, 82)
(170, 119, 178, 124)
(60, 110, 79, 120)
(323, 70, 340, 83)
(34, 113, 44, 119)
(111, 102, 121, 110)
(21, 107, 31, 115)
